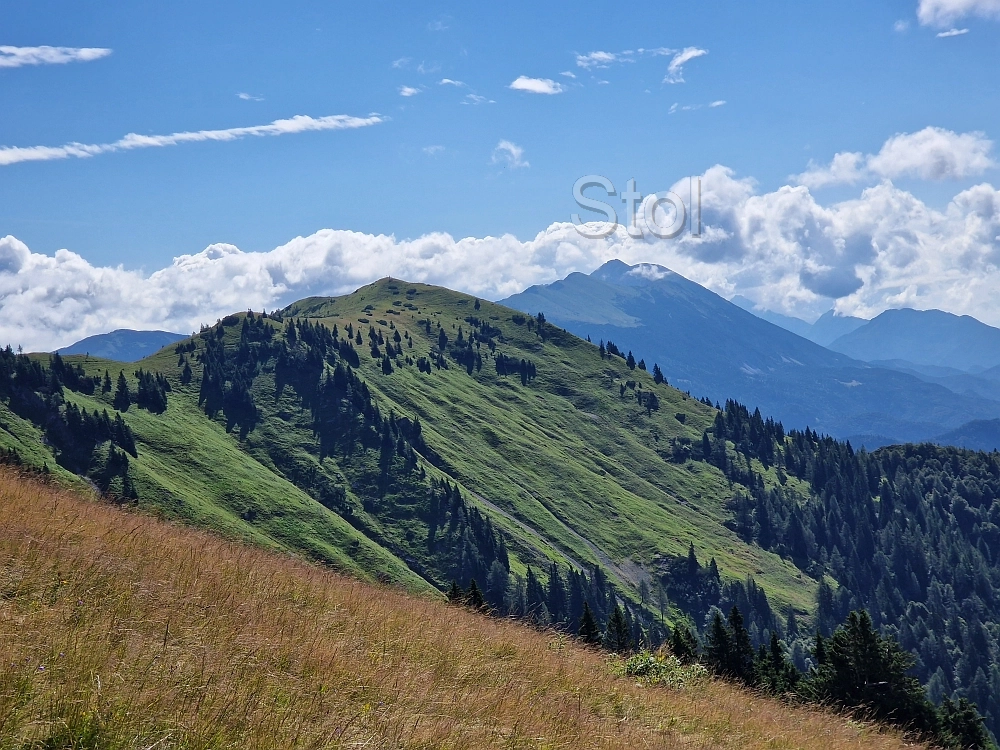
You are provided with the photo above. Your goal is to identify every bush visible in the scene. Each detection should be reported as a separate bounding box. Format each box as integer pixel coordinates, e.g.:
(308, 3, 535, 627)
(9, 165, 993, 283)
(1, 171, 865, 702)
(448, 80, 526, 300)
(615, 650, 708, 690)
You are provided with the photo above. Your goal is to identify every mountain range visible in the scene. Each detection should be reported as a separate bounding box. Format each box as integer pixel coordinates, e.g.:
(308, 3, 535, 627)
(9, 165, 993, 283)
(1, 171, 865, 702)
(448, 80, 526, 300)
(502, 260, 1000, 448)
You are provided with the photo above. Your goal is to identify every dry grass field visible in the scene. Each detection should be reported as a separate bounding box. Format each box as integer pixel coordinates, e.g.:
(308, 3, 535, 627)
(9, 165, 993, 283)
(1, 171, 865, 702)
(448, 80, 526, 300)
(0, 468, 924, 749)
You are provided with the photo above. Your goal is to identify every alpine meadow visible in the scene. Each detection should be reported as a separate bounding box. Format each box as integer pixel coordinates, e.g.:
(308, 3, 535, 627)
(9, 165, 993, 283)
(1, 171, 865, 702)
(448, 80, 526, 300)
(7, 2, 1000, 748)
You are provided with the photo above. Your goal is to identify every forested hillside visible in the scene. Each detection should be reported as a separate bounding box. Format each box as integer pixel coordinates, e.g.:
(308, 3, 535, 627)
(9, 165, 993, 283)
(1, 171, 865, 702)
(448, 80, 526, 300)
(1, 277, 998, 743)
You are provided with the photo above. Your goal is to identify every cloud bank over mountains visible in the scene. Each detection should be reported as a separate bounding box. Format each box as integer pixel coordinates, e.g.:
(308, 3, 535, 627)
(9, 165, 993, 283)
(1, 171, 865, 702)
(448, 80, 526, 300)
(3, 159, 1000, 351)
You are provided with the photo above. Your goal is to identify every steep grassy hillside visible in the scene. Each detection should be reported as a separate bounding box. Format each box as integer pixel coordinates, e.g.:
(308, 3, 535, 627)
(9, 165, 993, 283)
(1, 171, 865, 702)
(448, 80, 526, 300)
(0, 469, 919, 750)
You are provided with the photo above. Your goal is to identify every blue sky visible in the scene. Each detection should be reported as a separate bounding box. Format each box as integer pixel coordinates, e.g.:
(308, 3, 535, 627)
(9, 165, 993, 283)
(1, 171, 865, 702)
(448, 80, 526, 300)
(2, 0, 1000, 348)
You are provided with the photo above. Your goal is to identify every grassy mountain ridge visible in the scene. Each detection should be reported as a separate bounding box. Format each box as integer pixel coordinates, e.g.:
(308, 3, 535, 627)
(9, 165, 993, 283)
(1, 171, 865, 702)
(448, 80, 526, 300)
(1, 278, 812, 620)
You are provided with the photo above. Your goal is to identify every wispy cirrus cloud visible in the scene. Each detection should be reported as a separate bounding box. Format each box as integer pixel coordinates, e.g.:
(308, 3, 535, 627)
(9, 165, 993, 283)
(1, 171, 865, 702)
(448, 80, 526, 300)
(917, 0, 1000, 26)
(492, 140, 528, 168)
(936, 26, 970, 35)
(663, 47, 708, 83)
(0, 114, 384, 167)
(508, 76, 563, 94)
(0, 45, 111, 68)
(237, 92, 264, 101)
(794, 126, 995, 188)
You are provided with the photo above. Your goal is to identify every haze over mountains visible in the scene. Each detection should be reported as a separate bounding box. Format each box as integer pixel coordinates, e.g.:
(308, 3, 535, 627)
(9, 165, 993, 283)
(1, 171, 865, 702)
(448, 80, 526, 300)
(503, 260, 1000, 449)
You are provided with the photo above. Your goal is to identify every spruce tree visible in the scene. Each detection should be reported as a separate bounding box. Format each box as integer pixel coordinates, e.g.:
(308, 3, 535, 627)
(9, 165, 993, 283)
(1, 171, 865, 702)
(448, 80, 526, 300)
(605, 604, 632, 652)
(113, 371, 131, 412)
(626, 351, 636, 370)
(669, 624, 699, 663)
(578, 601, 601, 645)
(466, 579, 486, 610)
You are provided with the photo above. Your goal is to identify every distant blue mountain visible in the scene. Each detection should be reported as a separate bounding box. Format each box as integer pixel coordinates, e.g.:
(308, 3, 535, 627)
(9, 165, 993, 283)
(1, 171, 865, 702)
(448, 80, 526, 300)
(731, 297, 867, 346)
(502, 260, 1000, 442)
(933, 419, 1000, 452)
(827, 308, 1000, 373)
(57, 329, 186, 362)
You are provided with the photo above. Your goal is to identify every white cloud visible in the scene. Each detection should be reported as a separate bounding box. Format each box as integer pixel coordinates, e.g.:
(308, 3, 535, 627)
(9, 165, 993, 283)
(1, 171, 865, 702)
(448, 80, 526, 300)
(398, 85, 421, 97)
(391, 57, 410, 69)
(937, 27, 971, 35)
(709, 100, 726, 108)
(427, 19, 449, 31)
(0, 114, 384, 167)
(894, 19, 912, 31)
(9, 170, 1000, 350)
(491, 140, 528, 168)
(464, 94, 494, 105)
(237, 92, 264, 101)
(439, 78, 465, 87)
(422, 145, 444, 155)
(575, 51, 622, 69)
(560, 70, 576, 78)
(0, 45, 111, 68)
(508, 76, 563, 95)
(663, 47, 707, 83)
(918, 0, 1000, 26)
(794, 127, 995, 188)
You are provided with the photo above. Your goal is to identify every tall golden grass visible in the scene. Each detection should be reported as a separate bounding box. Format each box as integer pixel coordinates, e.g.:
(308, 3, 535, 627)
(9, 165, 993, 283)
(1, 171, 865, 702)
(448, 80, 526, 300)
(0, 469, 922, 749)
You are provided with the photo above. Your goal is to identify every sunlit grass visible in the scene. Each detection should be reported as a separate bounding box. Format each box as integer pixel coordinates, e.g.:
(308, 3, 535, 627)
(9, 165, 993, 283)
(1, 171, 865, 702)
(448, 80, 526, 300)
(0, 469, 920, 749)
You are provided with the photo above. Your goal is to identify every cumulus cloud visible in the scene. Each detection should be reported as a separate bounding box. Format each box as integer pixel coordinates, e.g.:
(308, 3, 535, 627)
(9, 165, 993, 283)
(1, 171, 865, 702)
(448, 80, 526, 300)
(492, 140, 528, 168)
(508, 76, 563, 94)
(0, 45, 111, 68)
(663, 47, 707, 83)
(794, 127, 996, 187)
(398, 85, 421, 97)
(0, 114, 383, 167)
(7, 167, 1000, 350)
(918, 0, 1000, 26)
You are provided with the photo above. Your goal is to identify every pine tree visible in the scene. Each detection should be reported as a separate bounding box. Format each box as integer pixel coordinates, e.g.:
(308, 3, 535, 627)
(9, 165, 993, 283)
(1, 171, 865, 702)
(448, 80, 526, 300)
(605, 604, 632, 652)
(113, 371, 131, 412)
(180, 361, 192, 385)
(669, 624, 699, 663)
(447, 580, 463, 602)
(626, 351, 636, 370)
(579, 601, 601, 645)
(102, 370, 112, 393)
(466, 579, 486, 610)
(652, 363, 664, 385)
(599, 340, 606, 359)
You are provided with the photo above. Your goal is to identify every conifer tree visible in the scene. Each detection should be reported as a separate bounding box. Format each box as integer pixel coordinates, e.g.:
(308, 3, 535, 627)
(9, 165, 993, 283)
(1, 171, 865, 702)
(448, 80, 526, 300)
(102, 370, 112, 393)
(466, 579, 486, 610)
(579, 601, 601, 645)
(652, 363, 664, 384)
(669, 624, 700, 663)
(605, 604, 632, 652)
(113, 371, 131, 412)
(626, 351, 636, 370)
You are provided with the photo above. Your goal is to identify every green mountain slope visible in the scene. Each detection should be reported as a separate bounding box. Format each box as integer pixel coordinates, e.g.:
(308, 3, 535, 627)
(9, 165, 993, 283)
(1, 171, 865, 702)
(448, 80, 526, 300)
(1, 278, 812, 619)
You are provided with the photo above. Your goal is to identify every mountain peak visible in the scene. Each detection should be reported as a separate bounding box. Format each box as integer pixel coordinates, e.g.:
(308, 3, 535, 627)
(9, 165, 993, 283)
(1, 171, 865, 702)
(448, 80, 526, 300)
(590, 259, 676, 286)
